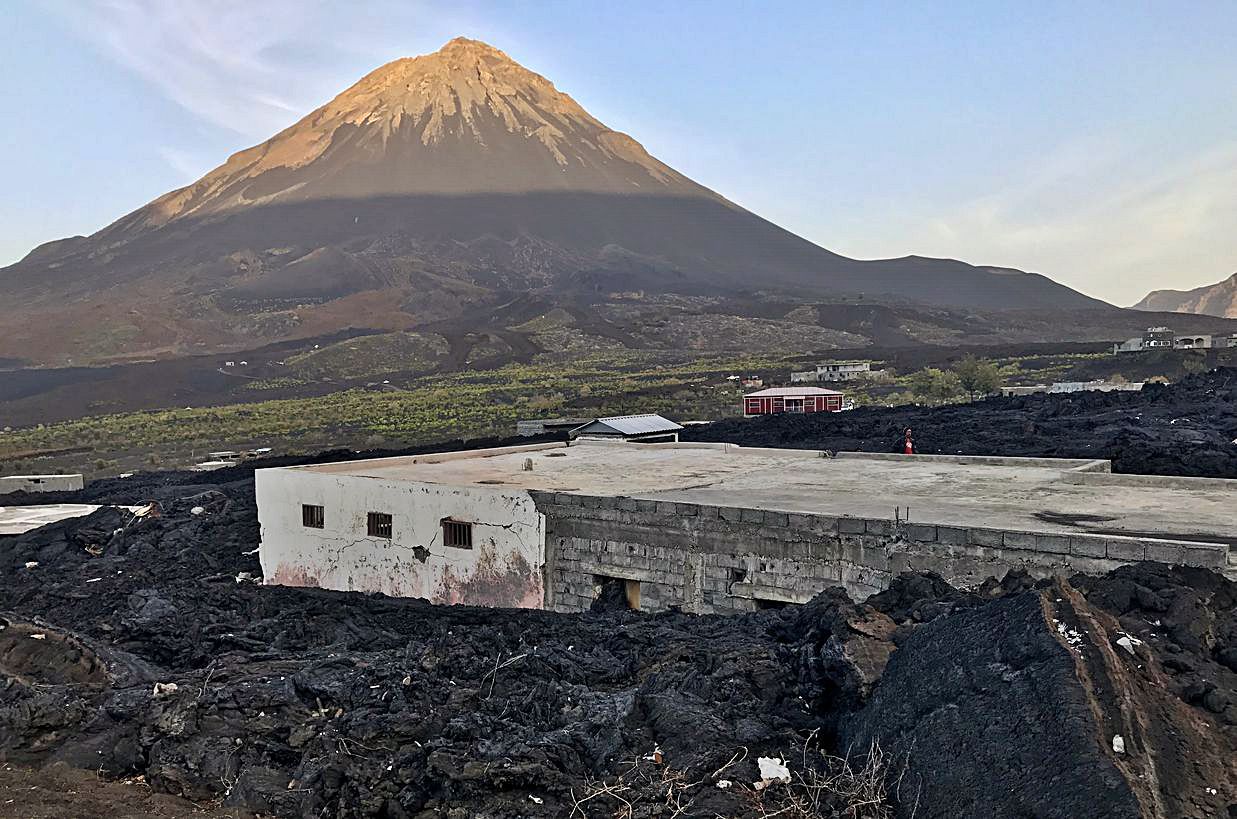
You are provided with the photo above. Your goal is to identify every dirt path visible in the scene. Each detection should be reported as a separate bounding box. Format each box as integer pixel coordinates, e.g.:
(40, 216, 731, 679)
(0, 764, 246, 819)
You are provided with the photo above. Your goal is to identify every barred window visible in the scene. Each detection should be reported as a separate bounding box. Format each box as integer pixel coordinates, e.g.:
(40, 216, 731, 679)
(367, 512, 393, 539)
(302, 504, 324, 529)
(442, 520, 472, 549)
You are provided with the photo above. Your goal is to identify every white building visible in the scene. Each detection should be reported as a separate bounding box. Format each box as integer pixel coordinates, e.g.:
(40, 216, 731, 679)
(257, 446, 549, 608)
(254, 440, 1235, 613)
(0, 474, 85, 495)
(791, 361, 877, 383)
(1174, 334, 1212, 350)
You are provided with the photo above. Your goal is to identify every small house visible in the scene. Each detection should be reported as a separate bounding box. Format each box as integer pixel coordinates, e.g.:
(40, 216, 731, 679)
(743, 387, 844, 416)
(570, 414, 683, 443)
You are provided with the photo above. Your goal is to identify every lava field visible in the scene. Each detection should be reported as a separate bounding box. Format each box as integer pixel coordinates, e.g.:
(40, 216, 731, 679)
(1, 382, 1236, 817)
(690, 368, 1237, 478)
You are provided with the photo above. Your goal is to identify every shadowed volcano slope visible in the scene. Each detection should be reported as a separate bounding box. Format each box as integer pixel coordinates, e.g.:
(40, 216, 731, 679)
(0, 37, 1107, 365)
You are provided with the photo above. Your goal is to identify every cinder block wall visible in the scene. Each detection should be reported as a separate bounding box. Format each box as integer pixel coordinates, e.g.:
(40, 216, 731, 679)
(530, 492, 1230, 613)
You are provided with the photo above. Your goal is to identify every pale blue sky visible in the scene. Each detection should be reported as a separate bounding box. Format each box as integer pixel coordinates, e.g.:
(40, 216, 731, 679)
(3, 0, 1235, 304)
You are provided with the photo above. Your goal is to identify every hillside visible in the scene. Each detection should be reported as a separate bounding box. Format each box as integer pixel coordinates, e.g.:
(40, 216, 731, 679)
(1133, 272, 1237, 318)
(0, 37, 1107, 367)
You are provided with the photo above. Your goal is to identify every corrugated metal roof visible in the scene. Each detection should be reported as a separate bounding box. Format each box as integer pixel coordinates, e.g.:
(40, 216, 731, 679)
(745, 387, 845, 397)
(575, 414, 684, 436)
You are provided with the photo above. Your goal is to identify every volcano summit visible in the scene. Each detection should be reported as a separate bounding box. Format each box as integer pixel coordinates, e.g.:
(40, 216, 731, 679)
(1, 37, 1106, 364)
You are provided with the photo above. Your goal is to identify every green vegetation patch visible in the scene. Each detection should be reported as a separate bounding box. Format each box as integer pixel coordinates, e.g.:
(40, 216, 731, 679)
(283, 332, 449, 380)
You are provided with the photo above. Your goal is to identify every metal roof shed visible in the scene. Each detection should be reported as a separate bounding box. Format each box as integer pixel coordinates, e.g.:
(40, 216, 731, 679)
(570, 414, 683, 442)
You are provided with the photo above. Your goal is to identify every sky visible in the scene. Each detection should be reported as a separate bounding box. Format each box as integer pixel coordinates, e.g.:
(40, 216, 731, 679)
(2, 1, 1235, 305)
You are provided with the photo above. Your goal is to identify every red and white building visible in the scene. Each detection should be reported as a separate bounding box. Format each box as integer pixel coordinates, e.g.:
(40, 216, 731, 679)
(743, 386, 845, 416)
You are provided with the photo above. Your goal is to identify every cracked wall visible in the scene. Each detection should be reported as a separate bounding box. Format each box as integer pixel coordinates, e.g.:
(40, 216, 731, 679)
(256, 470, 545, 608)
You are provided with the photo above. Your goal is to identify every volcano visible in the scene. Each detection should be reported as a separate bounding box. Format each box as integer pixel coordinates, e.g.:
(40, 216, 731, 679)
(0, 37, 1107, 365)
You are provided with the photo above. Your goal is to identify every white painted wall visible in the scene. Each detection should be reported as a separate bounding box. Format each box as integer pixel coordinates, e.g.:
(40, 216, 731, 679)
(255, 468, 546, 608)
(0, 474, 85, 494)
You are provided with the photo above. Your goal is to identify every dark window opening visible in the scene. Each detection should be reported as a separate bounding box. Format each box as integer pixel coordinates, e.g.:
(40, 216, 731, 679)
(592, 575, 641, 612)
(302, 504, 325, 528)
(442, 519, 473, 549)
(367, 512, 393, 539)
(754, 597, 791, 611)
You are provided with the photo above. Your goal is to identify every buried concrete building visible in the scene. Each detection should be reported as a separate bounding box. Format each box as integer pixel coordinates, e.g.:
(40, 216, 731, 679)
(255, 440, 1236, 612)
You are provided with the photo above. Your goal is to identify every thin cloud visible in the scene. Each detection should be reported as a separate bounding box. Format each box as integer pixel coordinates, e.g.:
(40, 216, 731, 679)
(876, 140, 1237, 304)
(41, 0, 432, 137)
(156, 146, 211, 182)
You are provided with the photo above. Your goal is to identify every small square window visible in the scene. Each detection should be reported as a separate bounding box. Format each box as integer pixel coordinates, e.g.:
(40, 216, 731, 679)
(302, 504, 324, 528)
(367, 512, 393, 539)
(442, 519, 472, 549)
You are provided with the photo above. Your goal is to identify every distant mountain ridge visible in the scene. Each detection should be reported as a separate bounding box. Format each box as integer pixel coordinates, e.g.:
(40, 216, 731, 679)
(1133, 272, 1237, 318)
(0, 37, 1108, 365)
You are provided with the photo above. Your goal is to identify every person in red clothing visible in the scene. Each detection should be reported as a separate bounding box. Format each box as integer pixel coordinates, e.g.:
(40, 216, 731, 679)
(902, 427, 915, 455)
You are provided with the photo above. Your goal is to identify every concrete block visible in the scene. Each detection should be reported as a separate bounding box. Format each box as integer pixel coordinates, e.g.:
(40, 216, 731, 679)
(697, 505, 719, 520)
(1145, 542, 1185, 565)
(865, 519, 893, 536)
(717, 506, 744, 523)
(635, 500, 658, 514)
(968, 528, 1004, 548)
(937, 526, 968, 545)
(788, 513, 821, 531)
(763, 512, 789, 528)
(905, 524, 938, 543)
(839, 517, 866, 534)
(1182, 545, 1227, 569)
(617, 497, 639, 512)
(1069, 536, 1107, 559)
(740, 507, 766, 524)
(1003, 531, 1037, 551)
(1035, 534, 1071, 555)
(1105, 539, 1145, 562)
(655, 501, 677, 516)
(676, 503, 699, 517)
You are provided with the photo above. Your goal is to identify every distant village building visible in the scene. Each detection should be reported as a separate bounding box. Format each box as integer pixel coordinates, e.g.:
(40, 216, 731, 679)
(0, 474, 85, 495)
(1174, 334, 1211, 349)
(1144, 327, 1175, 348)
(791, 361, 879, 383)
(1114, 326, 1175, 353)
(743, 386, 844, 416)
(1001, 380, 1145, 397)
(1114, 327, 1237, 354)
(741, 377, 764, 389)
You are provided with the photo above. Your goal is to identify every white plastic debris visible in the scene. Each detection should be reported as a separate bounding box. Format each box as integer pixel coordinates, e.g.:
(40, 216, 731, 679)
(190, 506, 206, 516)
(1112, 735, 1125, 754)
(86, 578, 102, 583)
(153, 682, 179, 697)
(1054, 620, 1084, 650)
(24, 561, 38, 570)
(754, 756, 792, 790)
(1115, 633, 1144, 656)
(30, 633, 46, 640)
(716, 779, 733, 790)
(235, 572, 257, 584)
(642, 745, 664, 764)
(528, 796, 544, 804)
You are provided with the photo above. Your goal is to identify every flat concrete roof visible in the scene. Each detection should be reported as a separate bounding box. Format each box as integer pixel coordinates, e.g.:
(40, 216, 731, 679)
(0, 504, 113, 536)
(277, 442, 1237, 545)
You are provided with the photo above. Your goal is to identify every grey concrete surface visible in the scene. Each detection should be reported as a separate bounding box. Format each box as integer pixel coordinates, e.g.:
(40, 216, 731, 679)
(287, 441, 1236, 544)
